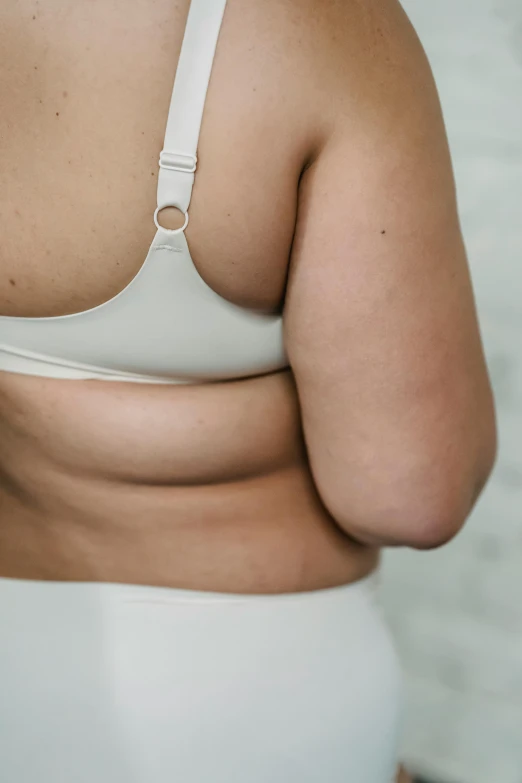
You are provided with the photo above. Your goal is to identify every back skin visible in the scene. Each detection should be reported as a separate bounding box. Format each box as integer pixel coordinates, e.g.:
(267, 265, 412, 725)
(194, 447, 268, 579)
(0, 0, 495, 591)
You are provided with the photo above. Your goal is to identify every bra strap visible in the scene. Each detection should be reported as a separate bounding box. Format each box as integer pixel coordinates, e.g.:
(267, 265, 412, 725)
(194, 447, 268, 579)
(157, 0, 228, 215)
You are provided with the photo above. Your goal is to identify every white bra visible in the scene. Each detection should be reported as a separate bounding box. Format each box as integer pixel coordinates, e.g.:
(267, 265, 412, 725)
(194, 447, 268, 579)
(0, 0, 287, 384)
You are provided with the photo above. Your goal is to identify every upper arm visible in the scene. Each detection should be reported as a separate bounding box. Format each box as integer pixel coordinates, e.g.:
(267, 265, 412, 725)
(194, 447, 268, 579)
(284, 0, 496, 546)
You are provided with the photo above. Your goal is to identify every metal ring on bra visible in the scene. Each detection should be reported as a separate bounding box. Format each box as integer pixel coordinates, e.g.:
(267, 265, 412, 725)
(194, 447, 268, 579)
(154, 206, 190, 235)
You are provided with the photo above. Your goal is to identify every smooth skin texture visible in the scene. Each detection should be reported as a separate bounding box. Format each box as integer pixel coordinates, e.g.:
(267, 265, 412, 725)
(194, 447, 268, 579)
(284, 0, 496, 548)
(0, 0, 495, 592)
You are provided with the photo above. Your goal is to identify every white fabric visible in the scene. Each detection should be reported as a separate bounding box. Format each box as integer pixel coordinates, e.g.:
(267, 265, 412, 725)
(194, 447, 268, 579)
(0, 230, 285, 382)
(0, 0, 287, 384)
(0, 575, 402, 783)
(158, 0, 228, 212)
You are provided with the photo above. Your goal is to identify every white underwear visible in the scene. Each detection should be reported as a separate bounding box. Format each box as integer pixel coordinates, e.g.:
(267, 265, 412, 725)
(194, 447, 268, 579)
(0, 575, 402, 782)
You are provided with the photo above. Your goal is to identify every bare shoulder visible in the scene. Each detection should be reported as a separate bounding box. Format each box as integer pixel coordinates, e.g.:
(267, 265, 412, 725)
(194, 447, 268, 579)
(222, 0, 442, 148)
(304, 0, 431, 80)
(304, 0, 444, 138)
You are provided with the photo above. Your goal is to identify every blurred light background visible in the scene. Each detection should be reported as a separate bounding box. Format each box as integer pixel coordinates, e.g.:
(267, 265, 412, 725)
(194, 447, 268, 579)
(380, 1, 522, 782)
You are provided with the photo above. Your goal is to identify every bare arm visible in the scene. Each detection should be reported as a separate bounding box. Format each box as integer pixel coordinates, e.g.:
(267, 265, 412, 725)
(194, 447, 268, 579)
(285, 0, 496, 548)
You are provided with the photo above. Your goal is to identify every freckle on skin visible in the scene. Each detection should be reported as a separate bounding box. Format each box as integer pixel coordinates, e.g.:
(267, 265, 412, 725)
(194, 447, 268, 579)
(56, 112, 60, 117)
(381, 230, 386, 234)
(63, 91, 68, 98)
(9, 279, 16, 286)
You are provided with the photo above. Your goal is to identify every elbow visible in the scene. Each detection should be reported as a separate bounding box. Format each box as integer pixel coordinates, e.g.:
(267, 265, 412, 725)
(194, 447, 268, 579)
(411, 436, 497, 550)
(408, 392, 498, 549)
(342, 492, 473, 550)
(400, 492, 478, 550)
(334, 429, 498, 550)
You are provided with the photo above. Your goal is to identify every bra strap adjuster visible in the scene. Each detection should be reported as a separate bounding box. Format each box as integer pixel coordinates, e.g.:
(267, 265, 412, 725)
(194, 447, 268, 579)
(159, 151, 197, 174)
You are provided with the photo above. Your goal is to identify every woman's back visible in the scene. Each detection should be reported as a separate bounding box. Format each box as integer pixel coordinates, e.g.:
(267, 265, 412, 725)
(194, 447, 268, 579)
(0, 0, 380, 590)
(0, 0, 494, 593)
